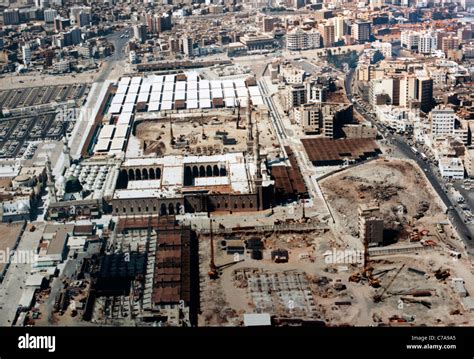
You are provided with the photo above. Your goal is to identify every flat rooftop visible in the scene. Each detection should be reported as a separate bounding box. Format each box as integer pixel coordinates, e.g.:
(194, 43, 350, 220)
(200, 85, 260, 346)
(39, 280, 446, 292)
(301, 138, 381, 165)
(115, 152, 255, 199)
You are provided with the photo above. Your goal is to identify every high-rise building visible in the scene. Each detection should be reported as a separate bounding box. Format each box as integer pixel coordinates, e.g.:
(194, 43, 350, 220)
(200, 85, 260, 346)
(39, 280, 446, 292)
(129, 50, 137, 64)
(169, 37, 180, 53)
(294, 102, 349, 137)
(401, 30, 420, 50)
(44, 9, 58, 23)
(133, 24, 147, 43)
(359, 203, 384, 246)
(369, 0, 384, 8)
(416, 76, 433, 113)
(70, 6, 82, 25)
(441, 35, 460, 55)
(399, 75, 416, 107)
(146, 13, 162, 34)
(287, 84, 307, 110)
(22, 44, 32, 64)
(293, 0, 305, 9)
(464, 148, 474, 178)
(54, 16, 70, 32)
(352, 21, 371, 43)
(161, 12, 172, 31)
(430, 106, 455, 138)
(318, 22, 335, 47)
(69, 27, 82, 45)
(182, 36, 193, 56)
(78, 43, 92, 58)
(334, 16, 346, 42)
(369, 77, 394, 106)
(372, 42, 392, 58)
(460, 0, 474, 11)
(78, 11, 91, 27)
(262, 16, 277, 33)
(286, 28, 320, 51)
(4, 9, 20, 25)
(418, 32, 437, 54)
(36, 0, 49, 8)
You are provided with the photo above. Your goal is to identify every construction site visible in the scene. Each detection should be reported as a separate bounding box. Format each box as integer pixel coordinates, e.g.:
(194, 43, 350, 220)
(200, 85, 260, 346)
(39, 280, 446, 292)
(132, 108, 280, 159)
(197, 156, 474, 326)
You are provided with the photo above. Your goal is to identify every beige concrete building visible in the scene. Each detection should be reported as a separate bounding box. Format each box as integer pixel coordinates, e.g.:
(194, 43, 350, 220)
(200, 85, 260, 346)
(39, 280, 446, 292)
(464, 148, 474, 178)
(359, 202, 384, 246)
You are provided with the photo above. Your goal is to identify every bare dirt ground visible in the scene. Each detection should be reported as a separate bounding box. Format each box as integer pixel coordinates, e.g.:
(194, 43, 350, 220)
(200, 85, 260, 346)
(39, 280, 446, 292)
(198, 157, 474, 327)
(0, 223, 24, 274)
(198, 230, 375, 327)
(0, 72, 95, 90)
(133, 111, 280, 158)
(198, 230, 474, 326)
(320, 158, 448, 247)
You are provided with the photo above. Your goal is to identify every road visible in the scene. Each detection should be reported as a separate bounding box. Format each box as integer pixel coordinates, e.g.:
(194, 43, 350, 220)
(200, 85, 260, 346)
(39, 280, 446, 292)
(258, 77, 328, 217)
(259, 78, 287, 140)
(95, 27, 131, 83)
(345, 69, 474, 255)
(0, 226, 42, 326)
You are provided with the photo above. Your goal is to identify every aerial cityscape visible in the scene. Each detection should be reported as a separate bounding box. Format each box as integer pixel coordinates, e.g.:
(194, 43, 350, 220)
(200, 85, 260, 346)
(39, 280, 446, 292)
(0, 0, 473, 336)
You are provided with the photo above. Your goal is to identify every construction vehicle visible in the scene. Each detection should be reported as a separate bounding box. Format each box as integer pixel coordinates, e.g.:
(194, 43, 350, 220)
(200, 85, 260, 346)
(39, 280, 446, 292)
(373, 264, 406, 303)
(349, 234, 380, 287)
(434, 267, 450, 280)
(208, 218, 244, 280)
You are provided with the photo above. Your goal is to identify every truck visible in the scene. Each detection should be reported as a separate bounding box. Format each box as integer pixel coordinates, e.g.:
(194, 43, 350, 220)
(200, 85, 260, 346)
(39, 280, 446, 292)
(411, 146, 418, 154)
(420, 152, 428, 161)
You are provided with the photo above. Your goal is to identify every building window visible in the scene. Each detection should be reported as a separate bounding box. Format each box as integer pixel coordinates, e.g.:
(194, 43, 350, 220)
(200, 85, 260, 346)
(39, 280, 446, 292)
(131, 207, 134, 213)
(123, 207, 126, 213)
(115, 208, 118, 213)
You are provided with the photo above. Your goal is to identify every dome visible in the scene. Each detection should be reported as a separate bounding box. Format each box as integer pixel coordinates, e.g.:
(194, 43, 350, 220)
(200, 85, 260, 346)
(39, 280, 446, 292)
(17, 201, 30, 212)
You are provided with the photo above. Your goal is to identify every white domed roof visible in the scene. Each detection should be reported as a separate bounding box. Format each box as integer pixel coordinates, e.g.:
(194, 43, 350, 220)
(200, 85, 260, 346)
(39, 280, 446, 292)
(17, 201, 30, 212)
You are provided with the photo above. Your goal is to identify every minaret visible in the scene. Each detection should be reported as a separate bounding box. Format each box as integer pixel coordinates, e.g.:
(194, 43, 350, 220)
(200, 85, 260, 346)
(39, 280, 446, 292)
(255, 122, 264, 210)
(169, 118, 174, 145)
(255, 122, 262, 181)
(246, 99, 254, 157)
(236, 100, 241, 129)
(63, 136, 71, 169)
(46, 155, 57, 204)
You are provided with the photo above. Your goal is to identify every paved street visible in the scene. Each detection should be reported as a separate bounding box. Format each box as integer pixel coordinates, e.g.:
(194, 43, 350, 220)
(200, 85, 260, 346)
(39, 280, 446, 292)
(0, 226, 43, 326)
(345, 69, 474, 256)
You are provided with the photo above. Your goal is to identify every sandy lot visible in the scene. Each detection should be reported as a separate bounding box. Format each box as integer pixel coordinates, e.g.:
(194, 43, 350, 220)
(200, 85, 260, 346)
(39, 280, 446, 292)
(320, 158, 448, 246)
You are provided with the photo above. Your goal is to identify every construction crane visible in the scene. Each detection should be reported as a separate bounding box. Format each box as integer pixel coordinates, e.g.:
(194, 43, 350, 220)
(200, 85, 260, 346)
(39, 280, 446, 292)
(373, 264, 406, 303)
(207, 217, 244, 280)
(349, 235, 380, 287)
(208, 218, 218, 279)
